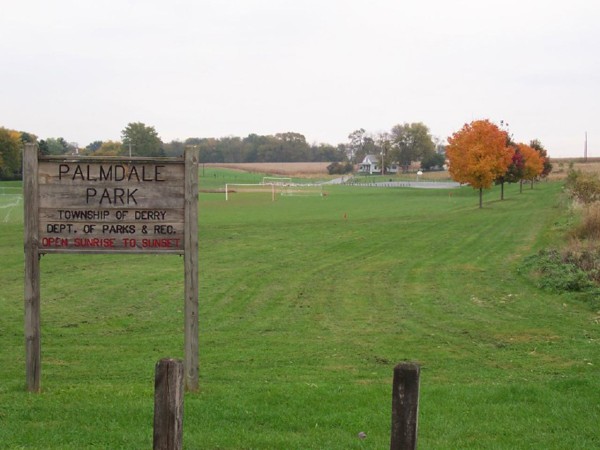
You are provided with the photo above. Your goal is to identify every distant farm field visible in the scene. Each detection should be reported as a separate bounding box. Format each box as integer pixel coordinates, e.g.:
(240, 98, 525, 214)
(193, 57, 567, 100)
(0, 174, 598, 449)
(205, 162, 331, 177)
(206, 158, 600, 181)
(548, 158, 600, 180)
(203, 162, 452, 181)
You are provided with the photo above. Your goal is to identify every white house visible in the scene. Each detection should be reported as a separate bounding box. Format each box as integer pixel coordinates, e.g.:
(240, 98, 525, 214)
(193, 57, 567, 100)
(358, 154, 380, 174)
(358, 154, 399, 174)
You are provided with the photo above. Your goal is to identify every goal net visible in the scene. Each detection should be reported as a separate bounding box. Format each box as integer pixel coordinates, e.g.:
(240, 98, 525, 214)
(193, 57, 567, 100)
(225, 183, 325, 200)
(280, 183, 324, 197)
(0, 186, 23, 224)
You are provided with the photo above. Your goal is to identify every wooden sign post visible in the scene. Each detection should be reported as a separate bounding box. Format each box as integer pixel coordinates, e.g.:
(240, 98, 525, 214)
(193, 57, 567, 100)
(153, 358, 185, 450)
(23, 144, 199, 392)
(390, 362, 420, 450)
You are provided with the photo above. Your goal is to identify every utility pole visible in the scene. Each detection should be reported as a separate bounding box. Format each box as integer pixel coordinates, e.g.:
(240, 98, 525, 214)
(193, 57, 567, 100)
(584, 131, 588, 162)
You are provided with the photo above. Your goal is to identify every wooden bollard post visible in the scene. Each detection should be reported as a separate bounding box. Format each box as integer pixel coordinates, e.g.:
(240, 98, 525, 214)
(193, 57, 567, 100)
(390, 362, 420, 450)
(153, 358, 184, 450)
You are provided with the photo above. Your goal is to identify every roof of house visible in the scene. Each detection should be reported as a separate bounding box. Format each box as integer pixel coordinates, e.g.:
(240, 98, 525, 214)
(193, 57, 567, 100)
(361, 154, 380, 164)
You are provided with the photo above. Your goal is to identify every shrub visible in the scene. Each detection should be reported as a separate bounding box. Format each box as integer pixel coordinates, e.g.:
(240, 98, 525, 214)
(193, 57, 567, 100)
(327, 161, 353, 175)
(564, 167, 580, 189)
(561, 239, 600, 284)
(521, 169, 600, 308)
(570, 204, 600, 241)
(520, 248, 594, 292)
(567, 171, 600, 205)
(420, 152, 446, 171)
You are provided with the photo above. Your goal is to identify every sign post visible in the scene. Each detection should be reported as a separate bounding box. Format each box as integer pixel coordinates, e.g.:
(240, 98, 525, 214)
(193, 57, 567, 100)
(23, 144, 199, 391)
(23, 144, 41, 392)
(183, 148, 199, 391)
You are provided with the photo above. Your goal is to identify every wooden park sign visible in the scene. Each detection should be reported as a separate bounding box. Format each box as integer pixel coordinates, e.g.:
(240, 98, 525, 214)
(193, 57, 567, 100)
(23, 143, 199, 391)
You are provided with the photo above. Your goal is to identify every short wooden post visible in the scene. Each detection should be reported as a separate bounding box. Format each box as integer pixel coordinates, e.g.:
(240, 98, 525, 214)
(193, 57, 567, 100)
(390, 362, 420, 450)
(23, 143, 41, 392)
(153, 358, 184, 450)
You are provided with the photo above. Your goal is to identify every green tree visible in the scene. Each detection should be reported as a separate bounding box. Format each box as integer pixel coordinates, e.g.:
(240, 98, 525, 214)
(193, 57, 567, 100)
(310, 143, 345, 162)
(94, 140, 123, 156)
(326, 161, 353, 174)
(347, 128, 366, 164)
(347, 129, 377, 164)
(121, 122, 163, 157)
(376, 132, 392, 175)
(189, 133, 346, 164)
(274, 132, 310, 162)
(195, 138, 222, 163)
(38, 139, 49, 155)
(0, 127, 23, 180)
(162, 140, 186, 157)
(389, 122, 435, 172)
(420, 152, 446, 171)
(86, 141, 103, 153)
(361, 136, 378, 164)
(255, 135, 280, 162)
(219, 136, 245, 162)
(42, 137, 70, 155)
(19, 132, 37, 144)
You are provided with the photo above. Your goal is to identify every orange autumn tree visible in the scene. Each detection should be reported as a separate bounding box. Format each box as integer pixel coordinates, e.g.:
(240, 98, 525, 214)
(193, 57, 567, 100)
(446, 120, 512, 208)
(517, 142, 544, 191)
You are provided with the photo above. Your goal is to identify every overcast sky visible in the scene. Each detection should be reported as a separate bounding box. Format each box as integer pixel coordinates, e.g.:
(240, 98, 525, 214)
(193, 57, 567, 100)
(1, 0, 598, 157)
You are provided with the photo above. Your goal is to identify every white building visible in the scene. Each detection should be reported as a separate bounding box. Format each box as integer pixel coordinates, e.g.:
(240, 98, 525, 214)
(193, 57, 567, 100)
(358, 154, 399, 174)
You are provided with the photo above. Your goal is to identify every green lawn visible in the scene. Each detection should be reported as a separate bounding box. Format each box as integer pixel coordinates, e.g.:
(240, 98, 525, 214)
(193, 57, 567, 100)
(0, 176, 598, 449)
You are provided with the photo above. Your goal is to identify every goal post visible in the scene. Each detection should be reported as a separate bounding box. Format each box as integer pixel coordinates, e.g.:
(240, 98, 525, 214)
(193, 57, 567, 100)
(0, 187, 24, 224)
(224, 182, 326, 201)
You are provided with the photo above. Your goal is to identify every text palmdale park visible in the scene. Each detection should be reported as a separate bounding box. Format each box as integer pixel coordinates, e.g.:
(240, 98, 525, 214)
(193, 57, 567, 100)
(39, 161, 184, 251)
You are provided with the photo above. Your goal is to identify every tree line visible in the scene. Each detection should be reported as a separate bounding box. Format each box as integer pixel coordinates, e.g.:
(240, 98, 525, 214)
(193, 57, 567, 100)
(86, 122, 445, 169)
(0, 120, 550, 185)
(1, 121, 437, 179)
(83, 124, 347, 164)
(0, 122, 352, 180)
(446, 119, 552, 208)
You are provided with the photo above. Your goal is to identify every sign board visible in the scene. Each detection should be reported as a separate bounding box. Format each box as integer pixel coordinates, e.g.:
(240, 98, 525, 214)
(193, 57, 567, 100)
(23, 145, 199, 392)
(38, 157, 185, 253)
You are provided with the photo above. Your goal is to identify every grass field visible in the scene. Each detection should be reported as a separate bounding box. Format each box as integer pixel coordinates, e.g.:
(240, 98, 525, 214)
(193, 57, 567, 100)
(0, 173, 598, 449)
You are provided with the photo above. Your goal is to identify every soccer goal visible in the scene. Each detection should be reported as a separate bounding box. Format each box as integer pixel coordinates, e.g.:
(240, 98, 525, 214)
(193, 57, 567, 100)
(0, 186, 23, 223)
(225, 182, 325, 201)
(261, 177, 292, 185)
